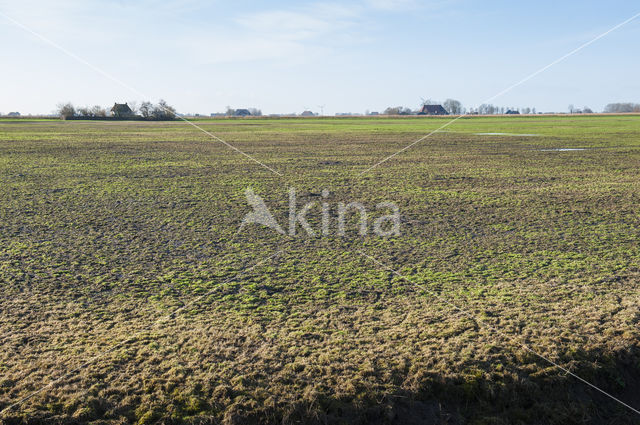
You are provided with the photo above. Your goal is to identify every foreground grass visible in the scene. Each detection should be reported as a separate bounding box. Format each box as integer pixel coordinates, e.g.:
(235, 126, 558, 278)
(0, 115, 639, 424)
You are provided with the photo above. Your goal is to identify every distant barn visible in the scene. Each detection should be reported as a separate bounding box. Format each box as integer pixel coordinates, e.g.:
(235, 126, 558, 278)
(234, 109, 251, 117)
(111, 103, 133, 118)
(418, 104, 449, 115)
(505, 110, 520, 115)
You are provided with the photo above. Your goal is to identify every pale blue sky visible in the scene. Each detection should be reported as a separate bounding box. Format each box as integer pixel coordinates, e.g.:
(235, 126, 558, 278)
(1, 0, 638, 115)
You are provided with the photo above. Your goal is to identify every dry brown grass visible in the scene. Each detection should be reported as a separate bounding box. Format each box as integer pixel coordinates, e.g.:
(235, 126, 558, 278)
(0, 116, 639, 424)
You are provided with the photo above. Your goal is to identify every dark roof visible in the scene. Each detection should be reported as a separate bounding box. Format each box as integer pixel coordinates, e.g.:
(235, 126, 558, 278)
(418, 104, 448, 115)
(505, 110, 520, 114)
(111, 103, 133, 115)
(234, 109, 251, 116)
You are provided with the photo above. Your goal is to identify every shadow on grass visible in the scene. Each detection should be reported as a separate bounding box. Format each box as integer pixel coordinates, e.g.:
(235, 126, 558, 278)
(1, 345, 638, 425)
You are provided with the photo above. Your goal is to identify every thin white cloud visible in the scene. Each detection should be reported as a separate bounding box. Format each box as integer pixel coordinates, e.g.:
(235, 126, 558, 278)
(236, 11, 335, 40)
(185, 3, 363, 64)
(366, 0, 418, 11)
(189, 37, 331, 65)
(365, 0, 456, 12)
(236, 3, 360, 40)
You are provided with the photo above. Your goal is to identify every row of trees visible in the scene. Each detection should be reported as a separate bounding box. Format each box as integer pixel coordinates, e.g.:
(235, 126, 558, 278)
(420, 99, 465, 114)
(224, 107, 262, 116)
(138, 100, 177, 120)
(382, 100, 539, 115)
(55, 100, 640, 119)
(474, 104, 536, 115)
(58, 103, 107, 119)
(603, 103, 640, 113)
(383, 106, 413, 115)
(568, 105, 594, 114)
(56, 100, 177, 120)
(383, 98, 464, 115)
(382, 102, 640, 115)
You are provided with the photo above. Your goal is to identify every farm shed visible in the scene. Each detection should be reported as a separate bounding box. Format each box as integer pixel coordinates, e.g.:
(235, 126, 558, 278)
(418, 104, 449, 115)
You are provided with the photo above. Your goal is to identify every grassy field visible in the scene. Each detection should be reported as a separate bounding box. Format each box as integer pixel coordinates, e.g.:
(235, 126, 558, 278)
(0, 115, 639, 424)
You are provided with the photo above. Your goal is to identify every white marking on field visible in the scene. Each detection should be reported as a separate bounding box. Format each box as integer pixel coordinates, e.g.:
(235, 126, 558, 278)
(539, 148, 587, 151)
(475, 132, 539, 136)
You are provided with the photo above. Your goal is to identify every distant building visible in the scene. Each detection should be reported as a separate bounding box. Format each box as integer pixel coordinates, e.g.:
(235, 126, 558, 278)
(300, 110, 315, 117)
(417, 105, 448, 115)
(505, 110, 520, 115)
(7, 112, 20, 117)
(234, 109, 251, 117)
(111, 103, 133, 118)
(368, 111, 379, 116)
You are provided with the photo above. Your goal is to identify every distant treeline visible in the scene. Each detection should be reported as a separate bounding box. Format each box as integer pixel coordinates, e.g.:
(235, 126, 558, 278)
(385, 101, 640, 116)
(51, 100, 640, 120)
(61, 115, 151, 121)
(382, 99, 539, 115)
(603, 103, 640, 113)
(56, 100, 177, 120)
(384, 99, 464, 115)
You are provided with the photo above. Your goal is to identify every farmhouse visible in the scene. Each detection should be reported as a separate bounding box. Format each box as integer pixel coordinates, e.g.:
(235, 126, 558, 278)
(418, 104, 449, 115)
(505, 110, 520, 115)
(234, 109, 252, 117)
(111, 103, 134, 118)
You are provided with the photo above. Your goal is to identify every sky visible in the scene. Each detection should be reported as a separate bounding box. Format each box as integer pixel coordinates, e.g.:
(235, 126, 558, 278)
(0, 0, 639, 115)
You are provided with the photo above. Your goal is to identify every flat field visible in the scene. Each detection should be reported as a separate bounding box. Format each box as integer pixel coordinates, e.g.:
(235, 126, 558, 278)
(0, 115, 639, 424)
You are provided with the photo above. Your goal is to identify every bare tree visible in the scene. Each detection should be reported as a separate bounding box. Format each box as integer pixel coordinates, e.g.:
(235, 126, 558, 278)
(443, 99, 463, 115)
(139, 101, 153, 118)
(384, 106, 401, 115)
(151, 99, 176, 120)
(478, 104, 497, 115)
(57, 103, 76, 120)
(91, 105, 107, 117)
